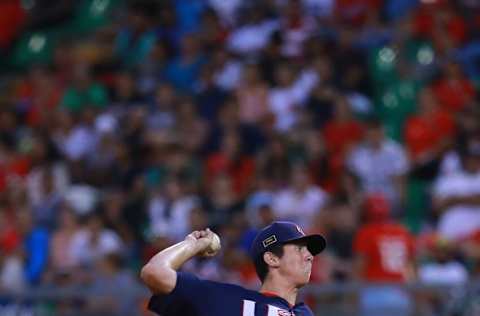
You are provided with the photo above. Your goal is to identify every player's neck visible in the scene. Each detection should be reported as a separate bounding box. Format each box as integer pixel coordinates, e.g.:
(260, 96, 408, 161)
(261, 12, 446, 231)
(260, 278, 298, 306)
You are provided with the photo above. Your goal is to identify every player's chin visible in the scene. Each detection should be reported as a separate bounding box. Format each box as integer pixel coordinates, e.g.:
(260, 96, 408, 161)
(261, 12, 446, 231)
(297, 276, 310, 287)
(299, 270, 311, 285)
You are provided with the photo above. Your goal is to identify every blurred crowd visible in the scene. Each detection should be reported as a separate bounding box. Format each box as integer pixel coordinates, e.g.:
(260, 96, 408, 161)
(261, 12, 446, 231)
(1, 0, 480, 314)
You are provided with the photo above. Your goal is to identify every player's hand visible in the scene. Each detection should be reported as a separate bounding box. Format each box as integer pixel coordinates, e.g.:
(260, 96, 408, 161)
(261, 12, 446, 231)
(185, 228, 221, 257)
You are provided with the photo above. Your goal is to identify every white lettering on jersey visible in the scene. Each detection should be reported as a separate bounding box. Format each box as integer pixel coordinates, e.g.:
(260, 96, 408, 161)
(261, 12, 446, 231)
(243, 300, 256, 316)
(243, 300, 294, 316)
(379, 237, 407, 273)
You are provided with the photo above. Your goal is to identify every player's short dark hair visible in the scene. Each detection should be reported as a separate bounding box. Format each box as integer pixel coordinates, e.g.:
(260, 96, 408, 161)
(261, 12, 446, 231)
(253, 244, 285, 283)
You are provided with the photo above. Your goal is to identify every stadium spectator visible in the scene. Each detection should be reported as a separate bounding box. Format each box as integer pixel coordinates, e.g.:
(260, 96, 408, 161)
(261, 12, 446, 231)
(204, 173, 244, 228)
(115, 2, 157, 69)
(418, 235, 468, 286)
(353, 193, 415, 316)
(70, 212, 123, 267)
(60, 62, 109, 114)
(322, 198, 357, 281)
(0, 0, 25, 51)
(210, 48, 242, 91)
(1, 0, 480, 313)
(279, 0, 317, 58)
(17, 210, 49, 285)
(433, 139, 480, 241)
(306, 55, 338, 129)
(405, 87, 455, 180)
(346, 118, 409, 214)
(88, 253, 139, 315)
(272, 162, 329, 230)
(235, 63, 270, 125)
(0, 208, 21, 256)
(432, 60, 475, 113)
(164, 33, 206, 93)
(268, 62, 317, 132)
(15, 66, 62, 128)
(204, 130, 255, 196)
(147, 175, 199, 242)
(227, 4, 278, 56)
(258, 134, 292, 188)
(323, 96, 364, 192)
(417, 234, 468, 315)
(49, 208, 80, 273)
(0, 247, 25, 292)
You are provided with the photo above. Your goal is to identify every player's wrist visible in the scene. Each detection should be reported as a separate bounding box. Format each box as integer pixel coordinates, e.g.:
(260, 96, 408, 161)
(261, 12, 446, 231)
(184, 237, 204, 256)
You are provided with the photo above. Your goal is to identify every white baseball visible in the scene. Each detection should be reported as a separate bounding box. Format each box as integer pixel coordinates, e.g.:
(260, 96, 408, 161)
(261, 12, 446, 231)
(202, 232, 221, 256)
(210, 233, 221, 252)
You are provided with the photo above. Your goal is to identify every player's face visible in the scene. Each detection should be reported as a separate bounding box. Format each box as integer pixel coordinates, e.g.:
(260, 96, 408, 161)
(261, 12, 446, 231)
(278, 241, 314, 287)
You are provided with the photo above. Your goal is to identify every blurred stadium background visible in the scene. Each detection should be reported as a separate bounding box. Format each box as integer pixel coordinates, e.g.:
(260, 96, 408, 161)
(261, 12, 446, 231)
(1, 0, 480, 315)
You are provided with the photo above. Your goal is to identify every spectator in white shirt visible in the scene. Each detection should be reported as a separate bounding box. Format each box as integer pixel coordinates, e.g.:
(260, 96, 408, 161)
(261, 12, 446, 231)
(208, 0, 242, 26)
(272, 162, 329, 229)
(147, 176, 200, 242)
(279, 0, 317, 57)
(212, 48, 243, 91)
(227, 6, 279, 56)
(346, 119, 409, 214)
(268, 63, 317, 132)
(57, 109, 100, 162)
(26, 136, 70, 209)
(433, 141, 480, 240)
(70, 213, 124, 267)
(418, 236, 468, 286)
(0, 250, 26, 292)
(417, 235, 468, 315)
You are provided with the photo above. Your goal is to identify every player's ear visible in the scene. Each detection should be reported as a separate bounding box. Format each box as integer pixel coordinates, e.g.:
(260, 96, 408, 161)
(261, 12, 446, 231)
(263, 251, 280, 268)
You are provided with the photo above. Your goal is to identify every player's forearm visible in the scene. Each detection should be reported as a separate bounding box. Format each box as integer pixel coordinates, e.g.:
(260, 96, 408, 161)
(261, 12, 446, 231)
(141, 239, 199, 294)
(141, 229, 217, 294)
(148, 239, 199, 271)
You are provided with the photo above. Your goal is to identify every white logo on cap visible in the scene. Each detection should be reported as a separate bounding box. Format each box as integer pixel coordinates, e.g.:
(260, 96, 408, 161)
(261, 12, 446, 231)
(296, 224, 305, 236)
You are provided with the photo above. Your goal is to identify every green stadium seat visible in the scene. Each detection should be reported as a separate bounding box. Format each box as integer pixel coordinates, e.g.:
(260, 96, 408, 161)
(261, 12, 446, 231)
(377, 79, 421, 141)
(8, 0, 122, 69)
(472, 76, 480, 91)
(404, 40, 435, 67)
(368, 46, 399, 96)
(67, 0, 121, 35)
(404, 178, 429, 234)
(9, 30, 57, 69)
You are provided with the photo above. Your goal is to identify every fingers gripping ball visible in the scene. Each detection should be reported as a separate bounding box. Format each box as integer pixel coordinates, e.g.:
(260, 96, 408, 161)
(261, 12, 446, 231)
(201, 232, 221, 257)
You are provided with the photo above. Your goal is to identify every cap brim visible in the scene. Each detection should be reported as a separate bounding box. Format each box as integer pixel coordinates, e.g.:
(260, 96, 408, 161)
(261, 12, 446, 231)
(284, 234, 326, 256)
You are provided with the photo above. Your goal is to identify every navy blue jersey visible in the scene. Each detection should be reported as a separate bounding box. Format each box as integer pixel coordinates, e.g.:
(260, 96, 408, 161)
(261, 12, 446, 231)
(148, 272, 314, 316)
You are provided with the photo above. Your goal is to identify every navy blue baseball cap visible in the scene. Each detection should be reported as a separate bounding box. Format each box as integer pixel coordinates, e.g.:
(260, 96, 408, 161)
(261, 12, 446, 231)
(250, 221, 326, 260)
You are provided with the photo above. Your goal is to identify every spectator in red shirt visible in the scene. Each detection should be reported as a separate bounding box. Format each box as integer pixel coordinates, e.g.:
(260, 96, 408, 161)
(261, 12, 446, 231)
(354, 193, 415, 282)
(335, 0, 383, 27)
(0, 209, 21, 255)
(413, 2, 467, 52)
(405, 87, 455, 180)
(432, 61, 475, 113)
(0, 0, 26, 50)
(0, 138, 31, 194)
(323, 96, 364, 192)
(205, 130, 255, 197)
(14, 66, 63, 128)
(354, 193, 415, 316)
(323, 96, 364, 159)
(460, 229, 480, 277)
